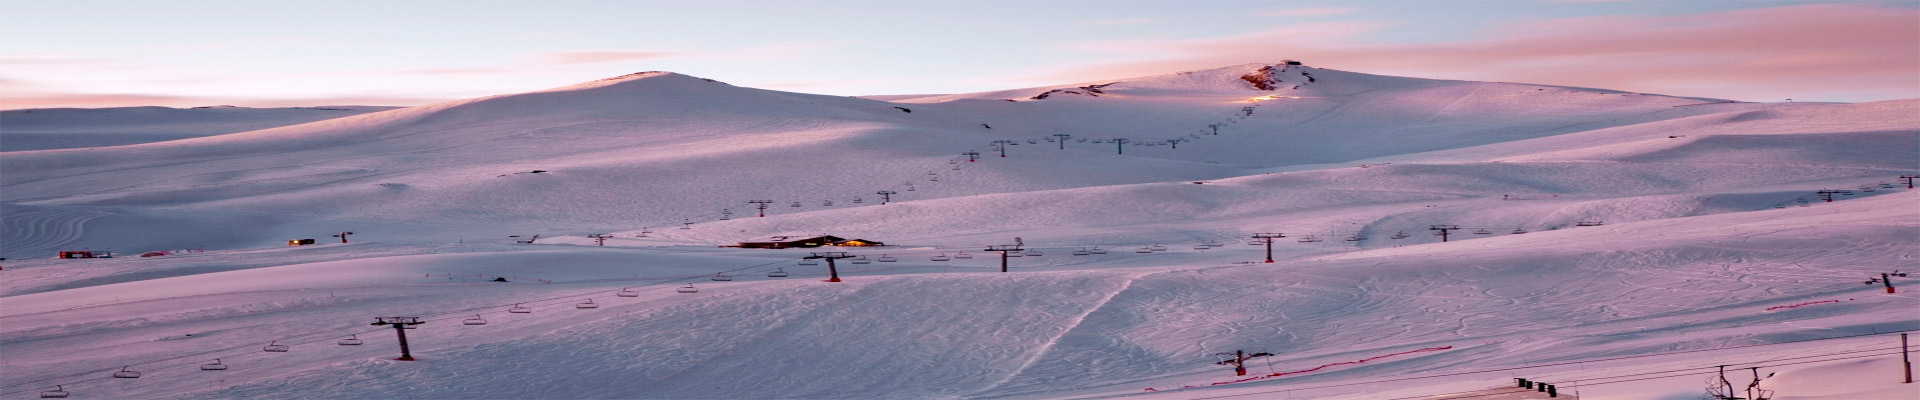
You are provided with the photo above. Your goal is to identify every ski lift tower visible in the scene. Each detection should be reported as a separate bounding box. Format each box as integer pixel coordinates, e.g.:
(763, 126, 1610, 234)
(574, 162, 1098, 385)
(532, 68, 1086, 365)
(371, 317, 425, 361)
(588, 234, 613, 246)
(985, 244, 1024, 273)
(1208, 124, 1222, 135)
(1215, 350, 1274, 376)
(1251, 232, 1285, 263)
(332, 231, 355, 244)
(805, 252, 855, 282)
(1113, 138, 1130, 154)
(876, 190, 897, 204)
(991, 140, 1015, 157)
(1052, 134, 1071, 149)
(1900, 174, 1917, 189)
(748, 200, 774, 217)
(963, 151, 981, 162)
(1430, 225, 1460, 242)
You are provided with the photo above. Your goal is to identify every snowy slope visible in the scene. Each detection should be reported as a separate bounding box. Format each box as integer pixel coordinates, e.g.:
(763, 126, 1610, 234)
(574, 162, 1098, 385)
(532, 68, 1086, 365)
(1, 63, 1915, 399)
(0, 106, 397, 152)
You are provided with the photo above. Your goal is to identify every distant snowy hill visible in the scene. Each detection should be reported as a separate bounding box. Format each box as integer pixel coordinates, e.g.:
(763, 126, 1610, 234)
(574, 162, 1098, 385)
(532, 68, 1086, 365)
(0, 105, 398, 151)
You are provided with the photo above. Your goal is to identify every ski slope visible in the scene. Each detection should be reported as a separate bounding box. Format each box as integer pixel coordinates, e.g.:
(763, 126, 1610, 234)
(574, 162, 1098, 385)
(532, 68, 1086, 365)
(1, 63, 1915, 399)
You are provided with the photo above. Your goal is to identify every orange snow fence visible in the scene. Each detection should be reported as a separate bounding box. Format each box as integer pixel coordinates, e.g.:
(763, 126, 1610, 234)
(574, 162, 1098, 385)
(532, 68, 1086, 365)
(1765, 299, 1846, 311)
(1145, 345, 1453, 392)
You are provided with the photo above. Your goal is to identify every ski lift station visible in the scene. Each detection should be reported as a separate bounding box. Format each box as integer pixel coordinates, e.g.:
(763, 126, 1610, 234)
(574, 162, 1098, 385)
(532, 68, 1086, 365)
(727, 235, 885, 249)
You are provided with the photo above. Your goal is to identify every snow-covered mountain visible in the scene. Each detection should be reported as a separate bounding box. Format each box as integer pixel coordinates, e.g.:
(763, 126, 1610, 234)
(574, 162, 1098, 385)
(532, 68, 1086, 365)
(1, 63, 1914, 399)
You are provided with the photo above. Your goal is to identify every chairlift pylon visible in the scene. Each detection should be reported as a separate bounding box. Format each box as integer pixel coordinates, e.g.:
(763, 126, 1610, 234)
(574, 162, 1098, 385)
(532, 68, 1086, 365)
(338, 334, 365, 345)
(112, 366, 142, 378)
(463, 314, 488, 326)
(617, 287, 640, 297)
(200, 358, 229, 371)
(768, 268, 790, 278)
(676, 284, 699, 293)
(508, 304, 533, 314)
(262, 341, 290, 352)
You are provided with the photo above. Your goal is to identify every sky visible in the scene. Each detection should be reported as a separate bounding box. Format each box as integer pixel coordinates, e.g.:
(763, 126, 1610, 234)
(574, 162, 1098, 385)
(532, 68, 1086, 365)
(2, 0, 1915, 109)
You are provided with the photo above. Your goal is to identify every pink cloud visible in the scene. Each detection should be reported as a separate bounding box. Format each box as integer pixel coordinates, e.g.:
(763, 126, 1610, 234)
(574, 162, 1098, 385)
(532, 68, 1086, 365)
(1259, 7, 1361, 18)
(542, 50, 678, 64)
(1037, 3, 1919, 102)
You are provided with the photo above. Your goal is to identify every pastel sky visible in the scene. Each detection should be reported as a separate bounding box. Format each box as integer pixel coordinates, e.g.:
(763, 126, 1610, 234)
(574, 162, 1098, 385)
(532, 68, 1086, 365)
(3, 0, 1915, 109)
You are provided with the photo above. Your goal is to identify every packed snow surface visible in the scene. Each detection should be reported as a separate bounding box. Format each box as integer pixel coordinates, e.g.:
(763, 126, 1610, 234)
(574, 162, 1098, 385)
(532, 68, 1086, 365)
(2, 63, 1915, 399)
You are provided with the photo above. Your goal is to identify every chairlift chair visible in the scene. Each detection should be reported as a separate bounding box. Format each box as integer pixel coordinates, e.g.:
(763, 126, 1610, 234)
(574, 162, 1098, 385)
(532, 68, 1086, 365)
(877, 255, 898, 262)
(791, 202, 802, 207)
(951, 165, 961, 170)
(1861, 186, 1876, 192)
(200, 358, 229, 371)
(712, 273, 733, 281)
(954, 252, 974, 259)
(575, 299, 600, 309)
(338, 334, 365, 345)
(40, 385, 70, 398)
(851, 256, 872, 264)
(1298, 236, 1322, 243)
(113, 366, 142, 378)
(676, 284, 699, 293)
(1249, 240, 1265, 245)
(641, 228, 654, 234)
(768, 268, 790, 277)
(931, 253, 951, 261)
(1135, 247, 1154, 253)
(905, 186, 915, 191)
(262, 341, 290, 352)
(1089, 247, 1108, 254)
(617, 287, 641, 297)
(508, 304, 533, 314)
(1204, 240, 1224, 247)
(1150, 244, 1168, 252)
(1344, 235, 1365, 242)
(1072, 249, 1091, 256)
(1473, 229, 1492, 234)
(1006, 250, 1023, 257)
(1881, 182, 1896, 188)
(1024, 249, 1043, 256)
(463, 315, 488, 326)
(1512, 228, 1528, 234)
(853, 197, 864, 204)
(823, 200, 834, 206)
(930, 176, 939, 181)
(1193, 244, 1211, 250)
(798, 258, 820, 266)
